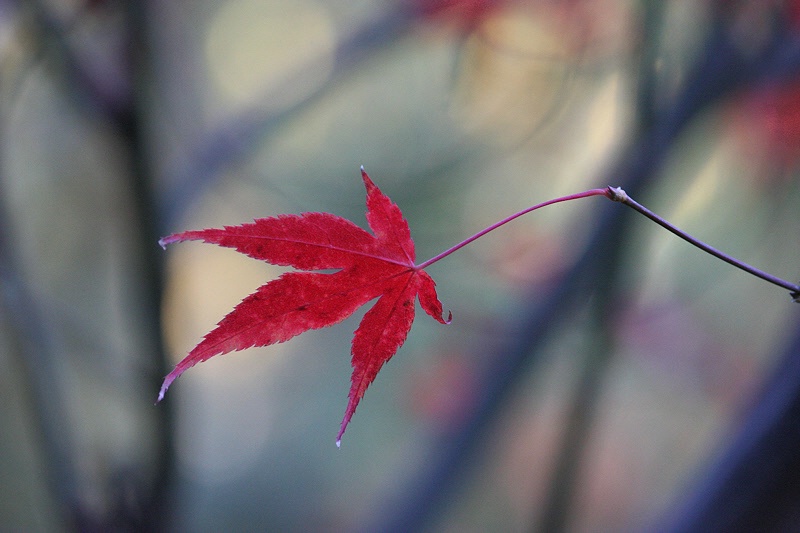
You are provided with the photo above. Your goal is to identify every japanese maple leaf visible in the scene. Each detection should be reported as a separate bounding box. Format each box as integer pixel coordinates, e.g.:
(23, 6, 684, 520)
(158, 168, 450, 445)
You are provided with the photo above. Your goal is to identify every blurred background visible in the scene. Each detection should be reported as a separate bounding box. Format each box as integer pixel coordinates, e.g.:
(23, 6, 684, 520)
(2, 0, 800, 531)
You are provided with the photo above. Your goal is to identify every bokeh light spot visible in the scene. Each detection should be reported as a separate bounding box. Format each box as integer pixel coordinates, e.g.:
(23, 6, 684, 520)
(205, 0, 335, 112)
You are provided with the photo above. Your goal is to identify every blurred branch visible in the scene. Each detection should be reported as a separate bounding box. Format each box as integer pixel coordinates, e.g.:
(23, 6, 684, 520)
(534, 302, 617, 533)
(9, 1, 176, 528)
(0, 104, 80, 530)
(534, 205, 631, 533)
(659, 315, 800, 532)
(534, 7, 670, 528)
(119, 3, 175, 530)
(23, 0, 130, 122)
(633, 1, 666, 129)
(0, 6, 91, 530)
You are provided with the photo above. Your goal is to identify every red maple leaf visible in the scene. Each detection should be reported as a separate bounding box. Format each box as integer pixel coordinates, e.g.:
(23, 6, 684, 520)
(158, 168, 451, 445)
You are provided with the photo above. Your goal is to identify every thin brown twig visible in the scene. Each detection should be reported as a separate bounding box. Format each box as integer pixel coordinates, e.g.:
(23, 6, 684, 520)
(607, 186, 800, 302)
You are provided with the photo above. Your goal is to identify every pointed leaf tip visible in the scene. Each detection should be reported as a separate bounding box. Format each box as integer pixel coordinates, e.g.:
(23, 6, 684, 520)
(156, 382, 169, 403)
(158, 234, 182, 249)
(157, 368, 182, 402)
(336, 418, 348, 447)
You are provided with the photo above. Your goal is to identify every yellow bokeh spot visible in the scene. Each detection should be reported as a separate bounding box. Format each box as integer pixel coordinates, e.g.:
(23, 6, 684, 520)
(205, 0, 335, 112)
